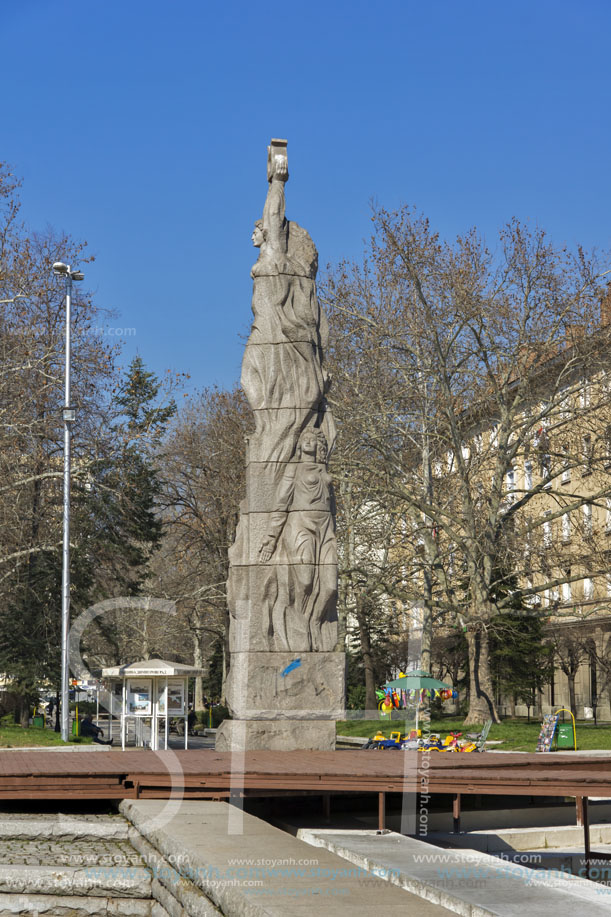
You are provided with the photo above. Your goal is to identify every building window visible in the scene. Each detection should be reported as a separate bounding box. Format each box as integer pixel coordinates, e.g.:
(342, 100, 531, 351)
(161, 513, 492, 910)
(582, 435, 593, 475)
(506, 468, 516, 503)
(584, 577, 594, 600)
(558, 387, 571, 421)
(543, 512, 552, 549)
(579, 379, 591, 409)
(562, 576, 572, 604)
(583, 502, 593, 538)
(562, 512, 571, 543)
(537, 429, 551, 483)
(524, 460, 533, 491)
(606, 498, 611, 535)
(561, 444, 571, 483)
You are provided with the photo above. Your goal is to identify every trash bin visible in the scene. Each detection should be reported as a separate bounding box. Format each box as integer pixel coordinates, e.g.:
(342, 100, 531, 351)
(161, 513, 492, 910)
(556, 723, 574, 749)
(32, 714, 44, 728)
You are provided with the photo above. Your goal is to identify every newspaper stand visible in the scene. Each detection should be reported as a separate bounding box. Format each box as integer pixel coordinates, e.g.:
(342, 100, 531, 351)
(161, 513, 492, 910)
(101, 658, 203, 751)
(536, 707, 577, 752)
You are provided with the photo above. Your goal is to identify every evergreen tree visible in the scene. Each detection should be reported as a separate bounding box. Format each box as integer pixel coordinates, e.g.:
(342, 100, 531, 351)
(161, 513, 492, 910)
(79, 357, 177, 662)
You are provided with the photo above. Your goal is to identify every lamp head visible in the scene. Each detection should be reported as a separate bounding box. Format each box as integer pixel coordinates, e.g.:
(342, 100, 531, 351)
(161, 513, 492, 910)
(53, 262, 68, 275)
(72, 271, 84, 281)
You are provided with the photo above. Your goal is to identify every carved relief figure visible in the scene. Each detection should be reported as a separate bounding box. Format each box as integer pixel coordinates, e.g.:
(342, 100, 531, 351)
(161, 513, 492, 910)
(259, 428, 338, 652)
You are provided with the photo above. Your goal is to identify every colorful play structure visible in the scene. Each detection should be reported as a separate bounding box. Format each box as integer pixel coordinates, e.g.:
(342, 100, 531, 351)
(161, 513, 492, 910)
(376, 669, 457, 730)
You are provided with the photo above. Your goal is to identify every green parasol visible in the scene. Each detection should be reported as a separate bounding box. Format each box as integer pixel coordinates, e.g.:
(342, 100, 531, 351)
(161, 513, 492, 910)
(382, 670, 452, 736)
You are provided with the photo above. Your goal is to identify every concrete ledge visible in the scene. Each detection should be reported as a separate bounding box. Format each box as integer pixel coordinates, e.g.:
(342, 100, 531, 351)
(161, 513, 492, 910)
(429, 822, 611, 853)
(299, 828, 611, 916)
(120, 799, 455, 915)
(0, 744, 111, 752)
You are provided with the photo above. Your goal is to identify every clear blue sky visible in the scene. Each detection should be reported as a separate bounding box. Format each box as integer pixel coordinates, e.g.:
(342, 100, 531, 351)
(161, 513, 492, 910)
(4, 0, 611, 393)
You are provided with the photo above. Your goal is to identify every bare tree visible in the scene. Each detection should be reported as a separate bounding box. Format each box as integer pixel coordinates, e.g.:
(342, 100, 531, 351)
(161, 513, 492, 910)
(324, 206, 611, 723)
(155, 386, 252, 707)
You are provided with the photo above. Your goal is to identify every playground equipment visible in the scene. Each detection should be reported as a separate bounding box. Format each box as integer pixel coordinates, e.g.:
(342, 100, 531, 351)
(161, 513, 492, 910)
(379, 670, 456, 732)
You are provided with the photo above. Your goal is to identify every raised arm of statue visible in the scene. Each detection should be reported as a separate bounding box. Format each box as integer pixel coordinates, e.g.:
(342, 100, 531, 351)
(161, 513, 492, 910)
(261, 139, 289, 254)
(262, 176, 288, 254)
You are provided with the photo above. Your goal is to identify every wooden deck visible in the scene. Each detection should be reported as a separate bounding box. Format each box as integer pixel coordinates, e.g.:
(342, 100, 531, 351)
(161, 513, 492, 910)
(0, 749, 610, 802)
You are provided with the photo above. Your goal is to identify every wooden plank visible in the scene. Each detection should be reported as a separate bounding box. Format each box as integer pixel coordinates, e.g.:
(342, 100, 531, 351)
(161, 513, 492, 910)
(0, 748, 611, 802)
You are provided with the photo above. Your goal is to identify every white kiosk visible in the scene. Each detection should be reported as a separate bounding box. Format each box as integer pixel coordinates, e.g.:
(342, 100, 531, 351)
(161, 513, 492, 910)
(101, 658, 203, 750)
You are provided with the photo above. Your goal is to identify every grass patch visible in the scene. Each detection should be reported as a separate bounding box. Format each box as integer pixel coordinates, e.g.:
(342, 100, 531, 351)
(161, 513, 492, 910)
(336, 716, 611, 752)
(0, 726, 93, 748)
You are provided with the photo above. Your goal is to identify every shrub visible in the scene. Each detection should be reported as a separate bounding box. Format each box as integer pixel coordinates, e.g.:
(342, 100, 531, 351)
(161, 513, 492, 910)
(347, 685, 367, 710)
(192, 710, 209, 729)
(211, 705, 230, 728)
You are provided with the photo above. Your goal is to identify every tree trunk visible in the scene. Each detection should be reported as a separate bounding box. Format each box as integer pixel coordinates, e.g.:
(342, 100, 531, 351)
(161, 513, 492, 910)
(17, 695, 30, 728)
(509, 695, 516, 719)
(465, 625, 500, 724)
(420, 572, 433, 675)
(355, 603, 377, 713)
(192, 635, 206, 711)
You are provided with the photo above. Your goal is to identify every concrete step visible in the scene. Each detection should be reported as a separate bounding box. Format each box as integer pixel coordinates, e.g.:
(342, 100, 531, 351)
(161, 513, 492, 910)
(0, 814, 161, 916)
(0, 864, 151, 898)
(0, 837, 140, 868)
(0, 814, 128, 841)
(0, 892, 162, 915)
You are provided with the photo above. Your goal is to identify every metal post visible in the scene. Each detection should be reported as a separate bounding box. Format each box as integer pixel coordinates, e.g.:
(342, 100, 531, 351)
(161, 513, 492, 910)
(453, 793, 461, 833)
(60, 272, 72, 743)
(378, 792, 386, 831)
(583, 796, 591, 879)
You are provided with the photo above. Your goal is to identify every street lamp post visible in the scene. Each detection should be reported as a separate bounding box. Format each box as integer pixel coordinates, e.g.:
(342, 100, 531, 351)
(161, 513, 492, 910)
(53, 262, 83, 742)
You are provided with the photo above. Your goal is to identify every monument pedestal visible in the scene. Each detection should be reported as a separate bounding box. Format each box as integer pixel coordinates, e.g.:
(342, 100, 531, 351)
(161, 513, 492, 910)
(215, 651, 345, 752)
(215, 719, 337, 752)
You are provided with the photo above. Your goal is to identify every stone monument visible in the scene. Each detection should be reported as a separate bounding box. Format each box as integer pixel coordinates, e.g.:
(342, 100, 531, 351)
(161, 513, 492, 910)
(215, 140, 345, 751)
